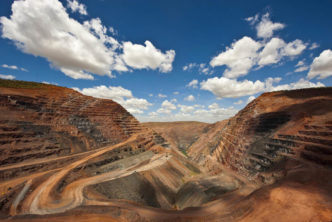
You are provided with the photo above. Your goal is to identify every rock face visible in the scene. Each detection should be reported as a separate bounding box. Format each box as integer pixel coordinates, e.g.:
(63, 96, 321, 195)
(190, 88, 332, 184)
(0, 80, 331, 222)
(0, 80, 214, 219)
(0, 79, 141, 168)
(187, 120, 229, 173)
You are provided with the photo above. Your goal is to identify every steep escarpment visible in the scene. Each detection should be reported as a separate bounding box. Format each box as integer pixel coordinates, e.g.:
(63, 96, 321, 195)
(0, 79, 142, 169)
(190, 87, 332, 185)
(187, 120, 229, 173)
(184, 88, 332, 221)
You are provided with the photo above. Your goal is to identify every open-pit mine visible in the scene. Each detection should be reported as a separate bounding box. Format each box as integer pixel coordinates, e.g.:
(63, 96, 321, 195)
(0, 79, 331, 222)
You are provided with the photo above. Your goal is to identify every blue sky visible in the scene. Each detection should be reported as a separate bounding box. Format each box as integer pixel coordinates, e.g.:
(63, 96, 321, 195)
(0, 0, 332, 123)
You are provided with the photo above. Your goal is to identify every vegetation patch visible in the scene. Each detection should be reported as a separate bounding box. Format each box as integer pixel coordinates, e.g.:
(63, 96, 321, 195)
(0, 79, 45, 89)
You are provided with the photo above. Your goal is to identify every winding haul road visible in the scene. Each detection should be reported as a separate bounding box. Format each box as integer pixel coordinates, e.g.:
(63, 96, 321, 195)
(12, 134, 170, 216)
(3, 133, 257, 222)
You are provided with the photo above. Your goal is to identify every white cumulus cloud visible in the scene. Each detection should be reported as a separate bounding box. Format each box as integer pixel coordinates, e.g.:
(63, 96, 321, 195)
(282, 39, 307, 57)
(308, 49, 332, 79)
(157, 100, 177, 114)
(294, 59, 309, 72)
(210, 36, 262, 79)
(0, 0, 175, 80)
(265, 77, 324, 91)
(258, 38, 286, 66)
(83, 18, 121, 50)
(0, 74, 15, 80)
(210, 37, 306, 78)
(211, 13, 306, 78)
(258, 38, 306, 67)
(201, 77, 265, 98)
(0, 0, 116, 79)
(201, 76, 324, 99)
(178, 104, 195, 113)
(255, 13, 285, 39)
(122, 41, 175, 73)
(184, 95, 195, 102)
(247, 96, 255, 104)
(187, 79, 198, 88)
(309, 42, 319, 50)
(67, 0, 87, 15)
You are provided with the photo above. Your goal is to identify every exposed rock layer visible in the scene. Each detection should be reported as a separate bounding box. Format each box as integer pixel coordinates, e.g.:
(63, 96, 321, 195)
(0, 80, 331, 222)
(0, 80, 221, 219)
(0, 80, 141, 169)
(196, 88, 332, 185)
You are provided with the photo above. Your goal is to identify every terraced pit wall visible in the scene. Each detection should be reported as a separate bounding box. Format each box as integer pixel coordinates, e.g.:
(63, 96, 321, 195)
(210, 88, 332, 184)
(0, 80, 142, 173)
